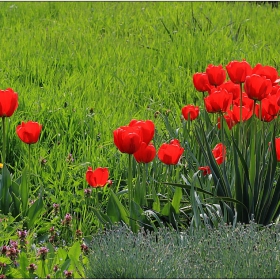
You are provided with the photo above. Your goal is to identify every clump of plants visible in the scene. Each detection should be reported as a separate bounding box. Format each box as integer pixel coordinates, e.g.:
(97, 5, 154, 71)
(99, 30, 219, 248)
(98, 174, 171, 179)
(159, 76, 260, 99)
(86, 60, 280, 232)
(86, 222, 280, 279)
(1, 60, 280, 278)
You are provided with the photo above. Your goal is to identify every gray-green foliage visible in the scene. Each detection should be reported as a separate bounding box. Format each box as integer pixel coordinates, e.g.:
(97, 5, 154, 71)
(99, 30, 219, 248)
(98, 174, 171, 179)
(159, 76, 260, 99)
(86, 223, 280, 278)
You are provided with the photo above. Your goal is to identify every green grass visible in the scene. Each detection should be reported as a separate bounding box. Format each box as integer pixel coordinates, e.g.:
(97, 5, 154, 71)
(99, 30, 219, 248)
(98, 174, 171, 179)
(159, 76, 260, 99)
(0, 2, 278, 169)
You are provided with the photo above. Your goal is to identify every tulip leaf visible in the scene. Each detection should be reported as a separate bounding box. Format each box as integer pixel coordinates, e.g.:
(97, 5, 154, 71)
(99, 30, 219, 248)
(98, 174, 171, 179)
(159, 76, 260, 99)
(161, 202, 178, 227)
(107, 189, 129, 224)
(26, 194, 44, 229)
(171, 187, 182, 214)
(9, 181, 21, 218)
(92, 208, 113, 227)
(162, 181, 213, 197)
(0, 164, 12, 215)
(194, 123, 227, 197)
(19, 168, 29, 216)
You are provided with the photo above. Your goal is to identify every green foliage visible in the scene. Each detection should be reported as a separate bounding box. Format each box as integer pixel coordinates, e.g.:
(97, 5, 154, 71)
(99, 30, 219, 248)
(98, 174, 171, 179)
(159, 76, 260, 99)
(0, 165, 44, 229)
(85, 223, 280, 279)
(0, 2, 280, 277)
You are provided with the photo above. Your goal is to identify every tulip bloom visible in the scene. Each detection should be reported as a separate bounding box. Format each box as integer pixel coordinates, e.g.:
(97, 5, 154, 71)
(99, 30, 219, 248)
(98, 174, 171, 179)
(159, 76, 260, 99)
(271, 85, 280, 96)
(212, 143, 226, 165)
(274, 138, 280, 161)
(252, 63, 278, 84)
(218, 81, 241, 100)
(226, 60, 252, 84)
(181, 105, 200, 121)
(264, 93, 280, 116)
(198, 166, 211, 176)
(0, 88, 18, 117)
(206, 64, 226, 86)
(231, 105, 253, 123)
(158, 139, 184, 165)
(204, 88, 232, 114)
(244, 74, 272, 101)
(254, 101, 276, 122)
(232, 93, 254, 111)
(192, 72, 212, 92)
(16, 121, 42, 144)
(133, 142, 156, 163)
(129, 119, 155, 145)
(113, 125, 142, 154)
(217, 113, 236, 130)
(86, 167, 110, 188)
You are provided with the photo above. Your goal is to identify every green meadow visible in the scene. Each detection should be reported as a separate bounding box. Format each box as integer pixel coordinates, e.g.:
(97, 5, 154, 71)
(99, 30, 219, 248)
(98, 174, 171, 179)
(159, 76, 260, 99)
(0, 1, 280, 278)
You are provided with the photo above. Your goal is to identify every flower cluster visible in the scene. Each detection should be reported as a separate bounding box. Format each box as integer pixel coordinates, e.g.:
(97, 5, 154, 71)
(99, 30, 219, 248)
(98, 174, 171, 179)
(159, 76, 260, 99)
(85, 119, 185, 189)
(190, 60, 280, 174)
(193, 60, 280, 128)
(113, 119, 184, 165)
(1, 241, 20, 261)
(0, 87, 42, 163)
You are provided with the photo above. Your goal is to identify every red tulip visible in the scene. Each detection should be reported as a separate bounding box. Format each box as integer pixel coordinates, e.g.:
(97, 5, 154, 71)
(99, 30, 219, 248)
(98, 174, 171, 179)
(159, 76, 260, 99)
(244, 74, 272, 101)
(158, 139, 184, 165)
(217, 113, 236, 130)
(86, 167, 109, 188)
(265, 93, 280, 116)
(232, 93, 254, 111)
(206, 64, 226, 86)
(198, 166, 211, 176)
(129, 119, 155, 145)
(218, 81, 241, 100)
(254, 102, 275, 122)
(274, 138, 280, 161)
(113, 125, 143, 154)
(226, 60, 252, 84)
(199, 143, 226, 175)
(212, 143, 226, 165)
(204, 88, 232, 114)
(231, 105, 253, 123)
(16, 121, 42, 144)
(252, 63, 278, 84)
(193, 72, 212, 92)
(181, 105, 200, 121)
(271, 85, 280, 96)
(0, 88, 18, 117)
(133, 142, 156, 163)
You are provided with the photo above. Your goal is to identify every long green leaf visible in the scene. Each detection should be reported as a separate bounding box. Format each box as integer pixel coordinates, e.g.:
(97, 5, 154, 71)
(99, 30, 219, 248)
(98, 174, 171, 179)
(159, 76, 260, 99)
(0, 165, 12, 215)
(68, 241, 84, 277)
(27, 196, 44, 229)
(171, 187, 182, 214)
(106, 189, 129, 224)
(19, 168, 29, 216)
(161, 181, 248, 213)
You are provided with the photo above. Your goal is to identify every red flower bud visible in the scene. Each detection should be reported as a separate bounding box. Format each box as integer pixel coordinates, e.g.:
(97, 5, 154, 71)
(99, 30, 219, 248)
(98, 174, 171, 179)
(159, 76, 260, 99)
(16, 121, 42, 144)
(158, 139, 184, 165)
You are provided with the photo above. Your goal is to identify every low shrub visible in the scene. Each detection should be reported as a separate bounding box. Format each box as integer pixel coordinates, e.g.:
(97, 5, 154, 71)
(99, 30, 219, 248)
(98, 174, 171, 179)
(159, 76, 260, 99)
(86, 222, 280, 279)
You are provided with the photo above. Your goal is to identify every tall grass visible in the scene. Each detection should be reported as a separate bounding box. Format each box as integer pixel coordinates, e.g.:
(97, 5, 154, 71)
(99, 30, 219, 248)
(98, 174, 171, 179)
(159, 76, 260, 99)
(0, 1, 279, 234)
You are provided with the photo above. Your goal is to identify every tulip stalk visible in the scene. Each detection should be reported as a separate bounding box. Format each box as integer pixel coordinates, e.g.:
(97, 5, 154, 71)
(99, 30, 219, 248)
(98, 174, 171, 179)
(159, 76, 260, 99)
(141, 164, 147, 206)
(128, 154, 135, 229)
(1, 117, 6, 165)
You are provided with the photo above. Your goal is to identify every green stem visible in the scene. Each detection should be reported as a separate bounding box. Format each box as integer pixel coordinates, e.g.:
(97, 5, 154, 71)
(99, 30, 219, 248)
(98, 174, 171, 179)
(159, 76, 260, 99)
(128, 154, 133, 224)
(220, 113, 225, 169)
(239, 83, 244, 151)
(2, 117, 6, 164)
(142, 164, 147, 206)
(28, 144, 31, 183)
